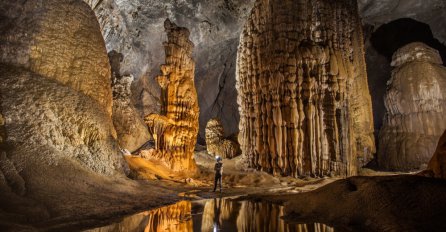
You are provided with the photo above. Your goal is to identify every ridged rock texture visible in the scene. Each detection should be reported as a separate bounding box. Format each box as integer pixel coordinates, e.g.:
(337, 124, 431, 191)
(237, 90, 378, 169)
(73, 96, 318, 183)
(144, 19, 199, 172)
(0, 0, 127, 194)
(109, 51, 150, 152)
(205, 118, 241, 159)
(425, 130, 446, 179)
(236, 0, 375, 177)
(378, 42, 446, 171)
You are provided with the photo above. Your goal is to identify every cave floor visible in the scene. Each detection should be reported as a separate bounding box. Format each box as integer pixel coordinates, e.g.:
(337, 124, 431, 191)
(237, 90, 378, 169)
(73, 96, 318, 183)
(0, 149, 410, 232)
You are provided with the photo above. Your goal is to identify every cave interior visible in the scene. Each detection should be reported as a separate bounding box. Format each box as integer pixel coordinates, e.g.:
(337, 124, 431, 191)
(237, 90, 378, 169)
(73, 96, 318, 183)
(1, 0, 446, 231)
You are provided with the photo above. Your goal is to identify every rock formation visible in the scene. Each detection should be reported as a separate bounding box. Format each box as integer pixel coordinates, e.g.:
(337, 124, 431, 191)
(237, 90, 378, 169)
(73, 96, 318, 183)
(378, 42, 446, 171)
(0, 0, 125, 206)
(109, 51, 150, 152)
(236, 0, 375, 177)
(144, 19, 199, 172)
(205, 118, 241, 159)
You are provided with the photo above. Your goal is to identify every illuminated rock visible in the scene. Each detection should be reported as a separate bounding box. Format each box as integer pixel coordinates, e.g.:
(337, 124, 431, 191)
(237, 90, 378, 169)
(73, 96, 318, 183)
(144, 19, 199, 172)
(205, 118, 241, 159)
(236, 0, 375, 177)
(0, 0, 112, 115)
(0, 0, 127, 190)
(378, 42, 446, 171)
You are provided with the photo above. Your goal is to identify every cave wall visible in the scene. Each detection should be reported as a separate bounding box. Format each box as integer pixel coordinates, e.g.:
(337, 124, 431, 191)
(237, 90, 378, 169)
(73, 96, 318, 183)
(378, 42, 446, 171)
(236, 0, 375, 177)
(0, 0, 127, 195)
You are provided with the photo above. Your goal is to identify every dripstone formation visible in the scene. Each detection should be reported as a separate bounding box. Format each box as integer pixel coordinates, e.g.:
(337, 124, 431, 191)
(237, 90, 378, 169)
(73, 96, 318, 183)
(236, 0, 375, 177)
(144, 19, 199, 172)
(378, 42, 446, 171)
(205, 118, 241, 159)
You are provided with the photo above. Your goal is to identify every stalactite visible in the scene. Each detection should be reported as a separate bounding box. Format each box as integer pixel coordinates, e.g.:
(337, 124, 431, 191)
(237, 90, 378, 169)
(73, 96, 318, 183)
(378, 42, 446, 171)
(236, 0, 375, 177)
(144, 19, 199, 172)
(205, 118, 241, 159)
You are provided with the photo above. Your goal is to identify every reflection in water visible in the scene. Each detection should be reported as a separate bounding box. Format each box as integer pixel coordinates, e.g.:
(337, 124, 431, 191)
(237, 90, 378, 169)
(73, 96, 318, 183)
(86, 198, 334, 232)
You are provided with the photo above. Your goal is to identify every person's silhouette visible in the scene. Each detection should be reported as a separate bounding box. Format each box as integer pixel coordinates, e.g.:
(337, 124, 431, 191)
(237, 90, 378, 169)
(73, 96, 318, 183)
(213, 156, 223, 192)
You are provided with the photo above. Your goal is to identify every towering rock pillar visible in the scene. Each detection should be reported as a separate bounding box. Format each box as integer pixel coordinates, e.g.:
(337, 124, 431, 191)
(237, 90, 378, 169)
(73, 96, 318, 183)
(144, 19, 199, 172)
(236, 0, 375, 177)
(378, 42, 446, 171)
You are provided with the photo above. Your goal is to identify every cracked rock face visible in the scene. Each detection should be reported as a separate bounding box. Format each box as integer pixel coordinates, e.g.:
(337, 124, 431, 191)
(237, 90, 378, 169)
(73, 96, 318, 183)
(0, 0, 127, 196)
(236, 0, 375, 177)
(378, 42, 446, 171)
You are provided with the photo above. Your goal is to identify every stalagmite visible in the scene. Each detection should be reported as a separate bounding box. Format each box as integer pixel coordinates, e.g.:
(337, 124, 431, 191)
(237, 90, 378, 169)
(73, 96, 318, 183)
(378, 42, 446, 171)
(236, 0, 375, 177)
(205, 118, 241, 159)
(144, 19, 199, 172)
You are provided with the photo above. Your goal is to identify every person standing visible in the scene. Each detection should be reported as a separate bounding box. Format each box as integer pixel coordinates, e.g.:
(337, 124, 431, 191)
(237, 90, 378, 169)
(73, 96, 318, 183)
(213, 156, 223, 192)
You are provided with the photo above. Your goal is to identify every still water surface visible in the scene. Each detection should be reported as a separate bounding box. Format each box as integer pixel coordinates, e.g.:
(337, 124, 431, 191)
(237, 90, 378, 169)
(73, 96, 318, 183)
(87, 198, 334, 232)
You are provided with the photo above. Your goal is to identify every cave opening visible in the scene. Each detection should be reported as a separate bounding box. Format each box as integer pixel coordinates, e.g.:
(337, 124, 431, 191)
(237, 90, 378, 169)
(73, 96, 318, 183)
(370, 18, 446, 64)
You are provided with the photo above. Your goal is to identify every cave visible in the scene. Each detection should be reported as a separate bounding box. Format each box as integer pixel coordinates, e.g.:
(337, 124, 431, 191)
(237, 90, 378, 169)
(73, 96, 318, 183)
(1, 0, 446, 231)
